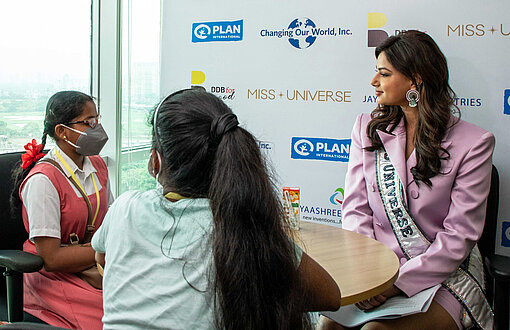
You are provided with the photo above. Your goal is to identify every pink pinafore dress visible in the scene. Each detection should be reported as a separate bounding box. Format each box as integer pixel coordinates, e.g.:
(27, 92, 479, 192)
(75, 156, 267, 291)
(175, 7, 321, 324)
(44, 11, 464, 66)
(19, 156, 108, 329)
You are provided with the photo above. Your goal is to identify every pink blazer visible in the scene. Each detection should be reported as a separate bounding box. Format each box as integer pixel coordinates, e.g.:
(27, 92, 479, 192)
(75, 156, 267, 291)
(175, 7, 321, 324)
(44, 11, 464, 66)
(342, 113, 495, 297)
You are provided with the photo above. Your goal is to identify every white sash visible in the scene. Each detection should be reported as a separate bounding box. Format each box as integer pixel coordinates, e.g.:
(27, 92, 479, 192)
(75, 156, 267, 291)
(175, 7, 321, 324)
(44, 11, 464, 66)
(376, 150, 494, 329)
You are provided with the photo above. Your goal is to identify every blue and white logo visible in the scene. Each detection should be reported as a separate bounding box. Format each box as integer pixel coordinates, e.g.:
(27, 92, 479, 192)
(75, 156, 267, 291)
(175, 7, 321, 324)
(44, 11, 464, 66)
(504, 89, 510, 115)
(502, 221, 510, 247)
(260, 17, 352, 50)
(192, 19, 243, 43)
(288, 18, 317, 49)
(291, 137, 351, 162)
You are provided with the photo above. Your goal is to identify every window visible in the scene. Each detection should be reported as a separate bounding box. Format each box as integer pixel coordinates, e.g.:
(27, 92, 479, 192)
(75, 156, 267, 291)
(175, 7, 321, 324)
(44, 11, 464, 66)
(0, 0, 92, 153)
(119, 0, 161, 193)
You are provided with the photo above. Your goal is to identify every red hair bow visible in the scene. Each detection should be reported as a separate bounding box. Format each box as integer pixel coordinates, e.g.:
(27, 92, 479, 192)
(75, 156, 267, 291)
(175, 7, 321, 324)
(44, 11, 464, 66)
(22, 139, 46, 169)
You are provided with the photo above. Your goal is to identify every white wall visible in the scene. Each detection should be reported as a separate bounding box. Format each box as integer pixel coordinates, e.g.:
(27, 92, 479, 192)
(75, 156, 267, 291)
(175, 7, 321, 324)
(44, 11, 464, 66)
(160, 0, 510, 256)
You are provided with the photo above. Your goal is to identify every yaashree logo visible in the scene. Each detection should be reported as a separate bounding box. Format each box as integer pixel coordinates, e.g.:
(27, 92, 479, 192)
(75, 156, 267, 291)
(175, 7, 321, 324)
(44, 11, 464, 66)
(300, 204, 342, 224)
(291, 137, 351, 162)
(260, 17, 352, 49)
(192, 19, 243, 43)
(330, 188, 344, 205)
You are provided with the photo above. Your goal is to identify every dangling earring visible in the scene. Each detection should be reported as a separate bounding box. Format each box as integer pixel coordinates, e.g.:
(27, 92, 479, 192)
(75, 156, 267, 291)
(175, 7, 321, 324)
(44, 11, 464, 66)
(406, 89, 420, 108)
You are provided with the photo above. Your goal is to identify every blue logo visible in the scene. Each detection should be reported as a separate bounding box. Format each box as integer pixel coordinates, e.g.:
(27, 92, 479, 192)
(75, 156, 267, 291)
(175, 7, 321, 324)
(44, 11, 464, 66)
(502, 221, 510, 247)
(504, 89, 510, 115)
(291, 137, 351, 162)
(288, 18, 317, 49)
(192, 19, 243, 43)
(260, 17, 352, 50)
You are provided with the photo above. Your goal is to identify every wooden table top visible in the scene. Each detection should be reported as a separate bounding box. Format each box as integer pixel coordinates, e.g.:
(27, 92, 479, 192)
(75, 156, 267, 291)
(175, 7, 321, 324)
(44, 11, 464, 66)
(294, 221, 399, 306)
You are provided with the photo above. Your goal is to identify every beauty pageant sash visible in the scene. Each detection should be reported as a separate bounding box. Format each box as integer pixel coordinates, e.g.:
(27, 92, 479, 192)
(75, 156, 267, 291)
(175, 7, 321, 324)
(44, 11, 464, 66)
(375, 150, 493, 329)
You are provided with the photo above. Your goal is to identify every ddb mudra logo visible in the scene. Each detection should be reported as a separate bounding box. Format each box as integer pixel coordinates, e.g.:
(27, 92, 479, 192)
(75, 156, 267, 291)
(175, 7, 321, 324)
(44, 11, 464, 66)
(368, 13, 388, 47)
(367, 13, 411, 47)
(291, 137, 351, 162)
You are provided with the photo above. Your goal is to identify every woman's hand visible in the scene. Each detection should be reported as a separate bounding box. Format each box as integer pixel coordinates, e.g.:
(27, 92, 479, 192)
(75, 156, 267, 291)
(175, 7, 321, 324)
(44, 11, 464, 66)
(355, 285, 402, 311)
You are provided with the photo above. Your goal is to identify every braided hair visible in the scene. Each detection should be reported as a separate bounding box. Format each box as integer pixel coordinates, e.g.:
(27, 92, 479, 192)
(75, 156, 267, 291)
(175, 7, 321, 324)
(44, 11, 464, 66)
(10, 91, 94, 218)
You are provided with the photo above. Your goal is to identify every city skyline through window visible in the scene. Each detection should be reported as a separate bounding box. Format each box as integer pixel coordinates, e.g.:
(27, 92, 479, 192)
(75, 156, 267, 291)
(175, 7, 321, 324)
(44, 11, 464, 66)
(0, 0, 92, 153)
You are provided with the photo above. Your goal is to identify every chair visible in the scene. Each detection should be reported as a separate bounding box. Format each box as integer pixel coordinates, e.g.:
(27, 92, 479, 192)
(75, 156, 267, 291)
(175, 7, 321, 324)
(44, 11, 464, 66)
(0, 152, 44, 323)
(478, 165, 510, 330)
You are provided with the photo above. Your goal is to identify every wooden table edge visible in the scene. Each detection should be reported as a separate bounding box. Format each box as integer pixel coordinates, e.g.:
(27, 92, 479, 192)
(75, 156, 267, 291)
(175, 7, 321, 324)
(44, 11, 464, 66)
(294, 222, 400, 306)
(340, 269, 399, 306)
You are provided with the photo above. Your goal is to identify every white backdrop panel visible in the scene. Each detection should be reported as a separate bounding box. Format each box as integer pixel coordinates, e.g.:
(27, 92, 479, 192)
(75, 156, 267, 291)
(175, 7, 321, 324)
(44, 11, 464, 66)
(161, 0, 510, 256)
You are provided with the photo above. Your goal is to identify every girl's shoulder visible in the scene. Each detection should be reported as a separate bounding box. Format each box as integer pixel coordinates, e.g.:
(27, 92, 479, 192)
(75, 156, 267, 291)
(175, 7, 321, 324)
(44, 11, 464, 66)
(88, 155, 108, 173)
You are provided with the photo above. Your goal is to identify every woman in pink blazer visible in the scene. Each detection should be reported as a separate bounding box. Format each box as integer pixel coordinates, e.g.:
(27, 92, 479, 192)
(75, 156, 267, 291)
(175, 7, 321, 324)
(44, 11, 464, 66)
(323, 31, 494, 329)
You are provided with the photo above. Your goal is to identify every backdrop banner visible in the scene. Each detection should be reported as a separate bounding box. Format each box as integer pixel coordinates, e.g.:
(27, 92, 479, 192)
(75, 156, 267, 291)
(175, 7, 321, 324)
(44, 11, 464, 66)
(161, 0, 510, 256)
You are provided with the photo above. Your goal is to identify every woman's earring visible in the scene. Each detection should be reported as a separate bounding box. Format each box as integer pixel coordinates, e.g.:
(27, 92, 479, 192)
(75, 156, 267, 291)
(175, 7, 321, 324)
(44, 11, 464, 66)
(406, 89, 420, 108)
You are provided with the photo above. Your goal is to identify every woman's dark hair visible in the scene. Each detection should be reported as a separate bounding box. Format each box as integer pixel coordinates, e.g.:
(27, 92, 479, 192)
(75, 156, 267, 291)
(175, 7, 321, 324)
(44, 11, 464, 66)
(10, 91, 94, 217)
(151, 88, 309, 329)
(367, 30, 459, 186)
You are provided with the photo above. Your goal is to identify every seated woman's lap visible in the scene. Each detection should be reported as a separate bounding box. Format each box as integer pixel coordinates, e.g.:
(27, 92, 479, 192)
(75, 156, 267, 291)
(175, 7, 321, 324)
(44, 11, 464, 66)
(319, 288, 461, 330)
(362, 300, 458, 330)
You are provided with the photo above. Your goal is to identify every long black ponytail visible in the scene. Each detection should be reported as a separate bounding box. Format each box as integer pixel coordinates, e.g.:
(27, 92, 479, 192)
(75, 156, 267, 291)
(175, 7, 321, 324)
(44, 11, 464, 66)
(151, 88, 310, 329)
(10, 91, 93, 218)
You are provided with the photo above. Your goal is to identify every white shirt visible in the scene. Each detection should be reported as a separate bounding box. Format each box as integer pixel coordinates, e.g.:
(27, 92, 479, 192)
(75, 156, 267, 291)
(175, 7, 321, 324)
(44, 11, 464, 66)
(20, 145, 114, 241)
(92, 190, 304, 330)
(92, 191, 215, 330)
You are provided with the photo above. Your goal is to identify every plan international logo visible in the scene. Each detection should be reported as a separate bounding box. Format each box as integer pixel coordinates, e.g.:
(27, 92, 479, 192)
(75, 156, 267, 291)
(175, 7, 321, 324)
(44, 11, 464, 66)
(291, 137, 350, 162)
(192, 19, 243, 43)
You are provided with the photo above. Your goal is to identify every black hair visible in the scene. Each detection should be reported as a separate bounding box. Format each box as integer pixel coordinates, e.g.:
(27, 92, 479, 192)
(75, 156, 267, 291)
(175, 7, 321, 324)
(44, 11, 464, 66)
(367, 30, 459, 186)
(10, 91, 94, 218)
(151, 88, 310, 329)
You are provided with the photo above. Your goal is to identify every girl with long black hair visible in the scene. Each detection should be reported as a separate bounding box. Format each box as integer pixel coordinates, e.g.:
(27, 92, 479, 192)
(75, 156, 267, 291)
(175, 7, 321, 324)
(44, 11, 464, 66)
(92, 88, 340, 329)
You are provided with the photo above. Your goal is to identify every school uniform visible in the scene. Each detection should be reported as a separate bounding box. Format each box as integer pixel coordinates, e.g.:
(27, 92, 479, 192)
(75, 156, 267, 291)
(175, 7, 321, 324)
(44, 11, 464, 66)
(20, 146, 113, 329)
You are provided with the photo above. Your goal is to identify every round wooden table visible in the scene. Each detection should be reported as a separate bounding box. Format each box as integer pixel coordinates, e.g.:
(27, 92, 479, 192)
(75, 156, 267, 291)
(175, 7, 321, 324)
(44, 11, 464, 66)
(294, 221, 399, 306)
